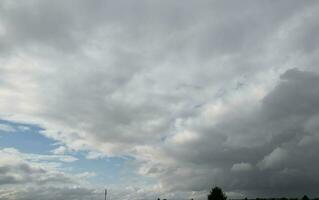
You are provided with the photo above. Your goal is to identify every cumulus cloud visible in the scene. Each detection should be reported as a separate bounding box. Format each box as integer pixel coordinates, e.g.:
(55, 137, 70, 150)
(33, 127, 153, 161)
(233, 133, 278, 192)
(258, 147, 288, 170)
(0, 147, 103, 200)
(0, 148, 76, 186)
(0, 0, 319, 198)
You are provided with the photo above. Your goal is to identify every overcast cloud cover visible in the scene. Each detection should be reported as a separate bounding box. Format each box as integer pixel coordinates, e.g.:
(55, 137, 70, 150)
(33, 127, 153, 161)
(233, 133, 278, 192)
(1, 0, 319, 199)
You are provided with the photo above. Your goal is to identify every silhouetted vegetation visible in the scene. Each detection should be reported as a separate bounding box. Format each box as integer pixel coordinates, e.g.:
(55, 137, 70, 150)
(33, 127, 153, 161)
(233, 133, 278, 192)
(155, 187, 317, 200)
(302, 196, 310, 200)
(208, 186, 227, 200)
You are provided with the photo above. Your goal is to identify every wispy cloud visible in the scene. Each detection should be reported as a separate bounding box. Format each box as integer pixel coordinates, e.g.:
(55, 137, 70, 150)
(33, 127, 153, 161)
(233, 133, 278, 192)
(0, 124, 15, 133)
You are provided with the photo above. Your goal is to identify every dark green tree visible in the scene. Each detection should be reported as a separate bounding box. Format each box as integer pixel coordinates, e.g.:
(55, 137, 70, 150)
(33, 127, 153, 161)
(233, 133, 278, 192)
(208, 186, 227, 200)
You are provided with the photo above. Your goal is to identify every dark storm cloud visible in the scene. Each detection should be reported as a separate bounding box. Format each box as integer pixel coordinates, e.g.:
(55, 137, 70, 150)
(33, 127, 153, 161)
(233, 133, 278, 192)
(156, 69, 319, 196)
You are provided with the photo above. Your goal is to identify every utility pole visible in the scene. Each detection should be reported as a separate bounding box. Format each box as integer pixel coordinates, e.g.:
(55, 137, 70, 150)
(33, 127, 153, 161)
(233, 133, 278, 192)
(105, 189, 107, 200)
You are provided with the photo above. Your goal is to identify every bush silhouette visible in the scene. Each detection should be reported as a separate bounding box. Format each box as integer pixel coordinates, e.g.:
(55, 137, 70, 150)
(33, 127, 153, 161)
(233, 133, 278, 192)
(208, 186, 227, 200)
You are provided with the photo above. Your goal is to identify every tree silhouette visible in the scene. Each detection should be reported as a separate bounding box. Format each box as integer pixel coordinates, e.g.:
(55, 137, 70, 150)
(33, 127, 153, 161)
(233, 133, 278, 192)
(302, 195, 309, 200)
(208, 186, 227, 200)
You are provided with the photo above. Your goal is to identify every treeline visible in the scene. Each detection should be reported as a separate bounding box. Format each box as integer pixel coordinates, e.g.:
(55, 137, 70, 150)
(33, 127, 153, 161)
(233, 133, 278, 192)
(212, 187, 317, 200)
(156, 187, 317, 200)
(249, 197, 319, 200)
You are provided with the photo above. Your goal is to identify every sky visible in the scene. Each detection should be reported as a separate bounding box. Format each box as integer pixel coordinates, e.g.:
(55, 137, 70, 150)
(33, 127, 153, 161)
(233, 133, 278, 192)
(0, 0, 319, 199)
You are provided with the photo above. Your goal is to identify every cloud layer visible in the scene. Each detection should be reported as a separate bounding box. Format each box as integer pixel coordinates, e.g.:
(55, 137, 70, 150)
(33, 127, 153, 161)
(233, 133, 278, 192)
(1, 0, 319, 199)
(150, 69, 319, 197)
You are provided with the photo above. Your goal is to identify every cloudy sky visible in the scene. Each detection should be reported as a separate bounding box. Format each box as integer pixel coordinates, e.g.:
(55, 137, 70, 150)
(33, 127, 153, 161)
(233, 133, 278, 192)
(1, 0, 319, 199)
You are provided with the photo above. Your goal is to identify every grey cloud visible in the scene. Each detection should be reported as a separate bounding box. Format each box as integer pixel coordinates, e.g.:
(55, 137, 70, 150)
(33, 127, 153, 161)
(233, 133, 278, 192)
(0, 185, 168, 200)
(154, 69, 319, 196)
(0, 148, 79, 187)
(0, 162, 71, 186)
(0, 0, 315, 56)
(263, 69, 319, 115)
(0, 187, 100, 200)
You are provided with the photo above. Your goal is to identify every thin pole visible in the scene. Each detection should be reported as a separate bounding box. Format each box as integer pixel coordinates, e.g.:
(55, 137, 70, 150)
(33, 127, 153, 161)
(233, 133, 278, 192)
(105, 189, 107, 200)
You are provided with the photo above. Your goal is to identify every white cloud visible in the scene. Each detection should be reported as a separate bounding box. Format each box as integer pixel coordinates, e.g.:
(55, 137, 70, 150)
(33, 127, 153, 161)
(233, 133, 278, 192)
(85, 151, 107, 160)
(0, 123, 15, 132)
(231, 162, 253, 172)
(51, 146, 67, 155)
(170, 130, 199, 144)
